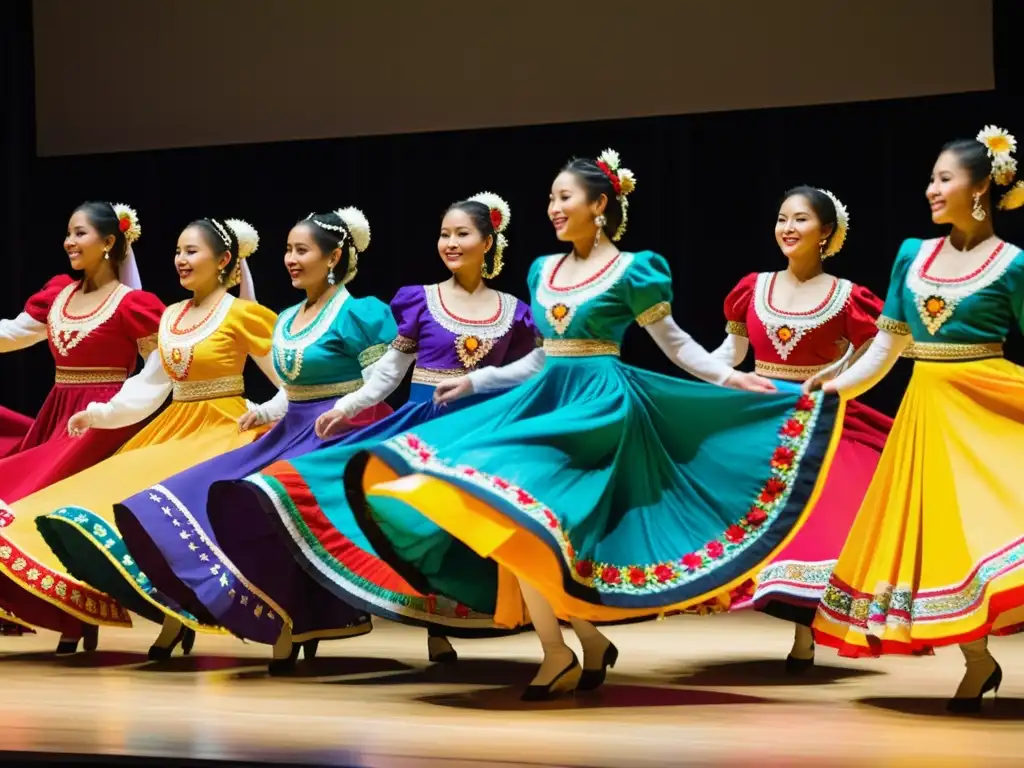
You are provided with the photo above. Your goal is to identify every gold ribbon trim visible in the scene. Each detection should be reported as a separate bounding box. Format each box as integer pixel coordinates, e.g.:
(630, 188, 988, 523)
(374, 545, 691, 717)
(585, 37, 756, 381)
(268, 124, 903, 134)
(754, 361, 830, 381)
(543, 339, 621, 358)
(904, 340, 1004, 361)
(54, 367, 129, 385)
(410, 367, 466, 386)
(172, 375, 245, 402)
(635, 301, 672, 327)
(284, 379, 362, 402)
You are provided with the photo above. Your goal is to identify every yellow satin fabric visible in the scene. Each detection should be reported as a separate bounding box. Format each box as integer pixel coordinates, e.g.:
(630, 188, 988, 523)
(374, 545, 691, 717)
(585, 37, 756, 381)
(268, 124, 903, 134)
(814, 358, 1024, 653)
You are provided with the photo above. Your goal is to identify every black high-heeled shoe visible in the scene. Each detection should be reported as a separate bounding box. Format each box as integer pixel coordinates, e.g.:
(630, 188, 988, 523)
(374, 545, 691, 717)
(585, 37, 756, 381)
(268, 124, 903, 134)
(946, 662, 1002, 714)
(521, 655, 582, 702)
(578, 641, 618, 691)
(268, 642, 301, 676)
(302, 639, 319, 661)
(148, 626, 195, 662)
(55, 637, 81, 656)
(427, 635, 459, 664)
(785, 647, 815, 674)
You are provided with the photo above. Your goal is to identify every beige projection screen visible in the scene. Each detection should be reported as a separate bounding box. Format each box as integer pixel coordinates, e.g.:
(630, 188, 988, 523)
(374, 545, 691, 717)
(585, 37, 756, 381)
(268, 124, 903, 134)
(33, 0, 993, 157)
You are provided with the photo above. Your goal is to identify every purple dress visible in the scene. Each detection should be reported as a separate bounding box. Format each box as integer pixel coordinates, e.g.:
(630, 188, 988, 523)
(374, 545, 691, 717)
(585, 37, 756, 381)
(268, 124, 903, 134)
(110, 288, 396, 644)
(202, 284, 540, 643)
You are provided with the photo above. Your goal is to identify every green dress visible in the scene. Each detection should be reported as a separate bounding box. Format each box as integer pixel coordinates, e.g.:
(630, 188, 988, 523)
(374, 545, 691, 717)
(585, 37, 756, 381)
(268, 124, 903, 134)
(349, 250, 843, 624)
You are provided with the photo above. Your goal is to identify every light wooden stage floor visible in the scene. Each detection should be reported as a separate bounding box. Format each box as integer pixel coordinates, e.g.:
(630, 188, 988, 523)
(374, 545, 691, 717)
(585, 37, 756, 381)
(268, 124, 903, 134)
(2, 611, 1022, 767)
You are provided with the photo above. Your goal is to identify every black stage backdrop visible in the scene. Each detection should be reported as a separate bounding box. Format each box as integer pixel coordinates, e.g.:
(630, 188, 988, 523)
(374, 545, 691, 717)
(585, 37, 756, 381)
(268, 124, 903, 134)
(2, 1, 1022, 419)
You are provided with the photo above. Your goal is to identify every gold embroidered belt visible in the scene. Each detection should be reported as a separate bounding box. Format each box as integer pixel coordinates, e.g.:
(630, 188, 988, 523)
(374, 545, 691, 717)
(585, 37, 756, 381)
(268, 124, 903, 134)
(543, 339, 621, 358)
(905, 340, 1004, 362)
(284, 379, 362, 402)
(172, 375, 245, 402)
(411, 367, 466, 386)
(754, 361, 830, 381)
(54, 367, 128, 385)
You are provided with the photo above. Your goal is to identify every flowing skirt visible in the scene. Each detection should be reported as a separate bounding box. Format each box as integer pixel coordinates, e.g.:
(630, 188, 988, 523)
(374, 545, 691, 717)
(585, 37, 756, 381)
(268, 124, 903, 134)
(0, 396, 266, 635)
(728, 399, 892, 624)
(351, 356, 843, 626)
(813, 358, 1024, 657)
(111, 398, 391, 645)
(0, 406, 33, 458)
(0, 382, 154, 504)
(206, 385, 517, 643)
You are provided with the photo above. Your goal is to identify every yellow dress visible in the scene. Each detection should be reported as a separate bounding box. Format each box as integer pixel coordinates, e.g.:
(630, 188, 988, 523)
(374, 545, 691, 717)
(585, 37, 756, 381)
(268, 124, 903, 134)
(813, 236, 1024, 656)
(0, 294, 276, 636)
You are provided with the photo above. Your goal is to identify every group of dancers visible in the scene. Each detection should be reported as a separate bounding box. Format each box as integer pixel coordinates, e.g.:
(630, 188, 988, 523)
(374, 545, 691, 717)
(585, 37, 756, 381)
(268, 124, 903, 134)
(1, 125, 1023, 713)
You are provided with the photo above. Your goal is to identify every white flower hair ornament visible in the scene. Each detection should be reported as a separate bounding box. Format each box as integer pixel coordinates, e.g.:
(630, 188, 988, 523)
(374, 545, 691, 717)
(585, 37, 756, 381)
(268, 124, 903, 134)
(217, 218, 259, 290)
(469, 191, 512, 279)
(595, 148, 637, 242)
(976, 125, 1024, 211)
(335, 206, 371, 284)
(112, 203, 142, 244)
(817, 189, 849, 258)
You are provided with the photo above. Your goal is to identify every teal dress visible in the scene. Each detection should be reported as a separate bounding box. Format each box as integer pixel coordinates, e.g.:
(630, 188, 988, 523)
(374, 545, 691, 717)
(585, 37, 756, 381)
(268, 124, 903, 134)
(350, 250, 842, 624)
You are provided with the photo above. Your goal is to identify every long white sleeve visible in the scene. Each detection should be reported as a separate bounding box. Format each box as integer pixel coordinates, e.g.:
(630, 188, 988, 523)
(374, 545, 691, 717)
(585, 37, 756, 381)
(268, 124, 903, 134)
(645, 317, 735, 386)
(331, 348, 415, 419)
(249, 388, 288, 426)
(0, 313, 47, 353)
(466, 348, 546, 394)
(709, 334, 749, 367)
(84, 350, 172, 429)
(826, 331, 910, 399)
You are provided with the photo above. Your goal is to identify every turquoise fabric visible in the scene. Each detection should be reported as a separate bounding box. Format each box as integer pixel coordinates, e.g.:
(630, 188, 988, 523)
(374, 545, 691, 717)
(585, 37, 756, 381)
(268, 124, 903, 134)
(882, 237, 1024, 342)
(358, 251, 841, 614)
(272, 288, 396, 386)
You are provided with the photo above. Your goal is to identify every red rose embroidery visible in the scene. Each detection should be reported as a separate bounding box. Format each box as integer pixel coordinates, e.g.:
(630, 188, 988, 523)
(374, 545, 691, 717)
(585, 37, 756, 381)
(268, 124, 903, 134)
(418, 450, 431, 462)
(0, 507, 13, 528)
(576, 560, 594, 578)
(493, 477, 510, 490)
(746, 508, 768, 526)
(629, 567, 647, 586)
(407, 436, 421, 449)
(462, 467, 477, 476)
(706, 541, 725, 559)
(682, 553, 704, 570)
(601, 566, 621, 585)
(771, 446, 795, 468)
(516, 489, 535, 505)
(544, 510, 559, 529)
(796, 394, 815, 411)
(725, 525, 746, 544)
(781, 419, 805, 437)
(454, 603, 469, 618)
(760, 478, 787, 503)
(655, 564, 674, 583)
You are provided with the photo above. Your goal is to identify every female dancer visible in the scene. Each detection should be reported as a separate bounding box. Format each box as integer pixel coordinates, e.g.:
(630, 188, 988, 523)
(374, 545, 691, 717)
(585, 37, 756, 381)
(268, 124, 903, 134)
(347, 150, 844, 699)
(196, 193, 540, 670)
(810, 125, 1024, 712)
(0, 202, 164, 502)
(110, 208, 397, 662)
(0, 216, 279, 654)
(708, 186, 892, 670)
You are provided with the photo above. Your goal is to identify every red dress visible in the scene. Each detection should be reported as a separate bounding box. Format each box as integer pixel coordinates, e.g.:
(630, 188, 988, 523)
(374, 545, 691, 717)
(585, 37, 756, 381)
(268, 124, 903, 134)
(0, 407, 33, 457)
(0, 276, 165, 504)
(722, 272, 893, 624)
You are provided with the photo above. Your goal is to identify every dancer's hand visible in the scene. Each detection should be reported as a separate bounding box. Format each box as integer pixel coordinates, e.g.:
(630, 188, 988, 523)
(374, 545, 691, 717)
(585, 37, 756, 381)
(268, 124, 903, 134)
(237, 411, 264, 432)
(726, 371, 777, 393)
(67, 411, 92, 437)
(802, 375, 825, 395)
(315, 408, 352, 440)
(433, 376, 473, 406)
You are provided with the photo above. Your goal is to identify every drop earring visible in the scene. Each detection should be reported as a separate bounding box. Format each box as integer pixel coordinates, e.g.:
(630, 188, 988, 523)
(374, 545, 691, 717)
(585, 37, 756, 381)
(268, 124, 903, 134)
(103, 249, 110, 260)
(594, 215, 607, 248)
(972, 192, 987, 221)
(327, 268, 336, 286)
